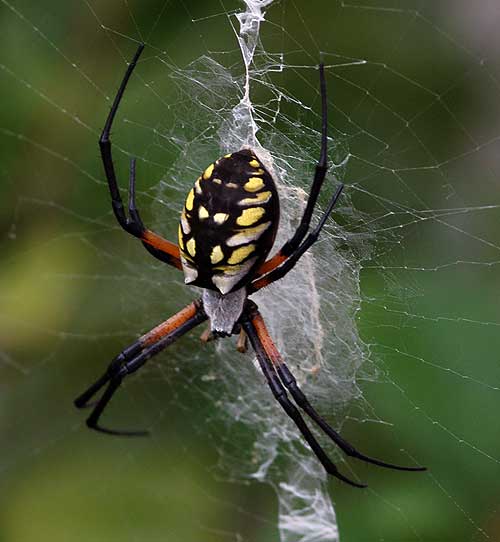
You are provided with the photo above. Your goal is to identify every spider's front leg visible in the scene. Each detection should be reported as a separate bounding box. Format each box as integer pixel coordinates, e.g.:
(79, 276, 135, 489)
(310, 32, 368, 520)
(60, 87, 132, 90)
(241, 302, 426, 487)
(74, 300, 207, 435)
(99, 43, 182, 270)
(240, 303, 366, 488)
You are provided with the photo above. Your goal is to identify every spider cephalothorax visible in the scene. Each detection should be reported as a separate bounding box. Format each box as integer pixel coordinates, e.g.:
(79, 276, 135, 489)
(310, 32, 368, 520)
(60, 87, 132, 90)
(75, 44, 426, 488)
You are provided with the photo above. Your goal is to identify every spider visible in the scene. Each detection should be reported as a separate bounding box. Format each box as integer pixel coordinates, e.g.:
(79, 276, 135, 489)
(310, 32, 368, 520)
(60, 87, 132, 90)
(74, 44, 426, 488)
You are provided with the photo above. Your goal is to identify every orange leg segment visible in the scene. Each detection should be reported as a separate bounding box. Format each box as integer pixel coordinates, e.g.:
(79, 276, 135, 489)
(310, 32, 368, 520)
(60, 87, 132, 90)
(141, 300, 200, 345)
(244, 306, 425, 483)
(74, 299, 207, 435)
(256, 252, 287, 275)
(98, 44, 182, 271)
(241, 306, 366, 487)
(141, 230, 182, 270)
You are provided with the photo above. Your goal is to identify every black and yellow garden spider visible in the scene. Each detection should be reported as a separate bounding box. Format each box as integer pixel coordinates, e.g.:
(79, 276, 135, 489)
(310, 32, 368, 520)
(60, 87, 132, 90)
(75, 44, 426, 487)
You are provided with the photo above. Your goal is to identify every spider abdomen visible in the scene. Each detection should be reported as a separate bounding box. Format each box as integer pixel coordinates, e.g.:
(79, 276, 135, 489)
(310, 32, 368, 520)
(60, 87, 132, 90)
(178, 148, 280, 294)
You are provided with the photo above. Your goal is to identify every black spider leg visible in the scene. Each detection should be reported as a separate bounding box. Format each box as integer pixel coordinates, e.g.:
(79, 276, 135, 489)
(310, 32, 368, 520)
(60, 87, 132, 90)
(280, 63, 330, 258)
(99, 43, 145, 238)
(99, 43, 180, 267)
(250, 183, 344, 292)
(245, 306, 426, 474)
(74, 334, 143, 410)
(257, 63, 339, 283)
(128, 158, 176, 265)
(275, 363, 426, 472)
(241, 311, 367, 488)
(73, 294, 194, 410)
(75, 305, 207, 436)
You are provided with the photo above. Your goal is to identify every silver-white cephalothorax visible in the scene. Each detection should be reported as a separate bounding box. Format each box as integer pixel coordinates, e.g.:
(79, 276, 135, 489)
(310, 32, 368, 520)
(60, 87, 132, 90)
(202, 288, 247, 336)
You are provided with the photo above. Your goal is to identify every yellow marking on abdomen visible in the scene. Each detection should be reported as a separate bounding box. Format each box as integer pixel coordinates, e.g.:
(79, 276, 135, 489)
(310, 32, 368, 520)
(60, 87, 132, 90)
(236, 207, 265, 226)
(213, 178, 222, 184)
(210, 245, 224, 264)
(244, 177, 265, 192)
(213, 212, 229, 225)
(213, 264, 236, 273)
(198, 206, 209, 219)
(185, 189, 195, 211)
(249, 159, 260, 168)
(239, 191, 271, 206)
(227, 221, 271, 246)
(186, 238, 196, 257)
(195, 177, 202, 194)
(224, 153, 232, 159)
(228, 244, 256, 265)
(177, 226, 185, 250)
(203, 163, 215, 180)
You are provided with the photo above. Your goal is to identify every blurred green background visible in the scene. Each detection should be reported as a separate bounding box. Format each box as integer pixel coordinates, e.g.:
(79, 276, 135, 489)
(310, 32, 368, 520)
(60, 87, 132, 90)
(1, 1, 500, 541)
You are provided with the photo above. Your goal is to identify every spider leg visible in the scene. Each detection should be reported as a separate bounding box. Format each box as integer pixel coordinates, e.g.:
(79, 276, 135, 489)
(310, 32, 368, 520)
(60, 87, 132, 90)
(249, 183, 343, 293)
(74, 300, 207, 435)
(236, 329, 248, 353)
(277, 364, 426, 471)
(74, 301, 203, 408)
(241, 306, 366, 488)
(256, 63, 339, 278)
(249, 309, 426, 473)
(99, 43, 181, 270)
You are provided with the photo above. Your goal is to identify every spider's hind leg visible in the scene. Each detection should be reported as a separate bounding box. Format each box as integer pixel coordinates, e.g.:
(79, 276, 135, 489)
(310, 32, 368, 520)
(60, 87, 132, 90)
(98, 43, 182, 271)
(252, 62, 344, 290)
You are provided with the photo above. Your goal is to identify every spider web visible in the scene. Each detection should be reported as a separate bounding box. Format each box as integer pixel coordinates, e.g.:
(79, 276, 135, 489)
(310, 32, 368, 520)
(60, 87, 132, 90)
(1, 1, 500, 541)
